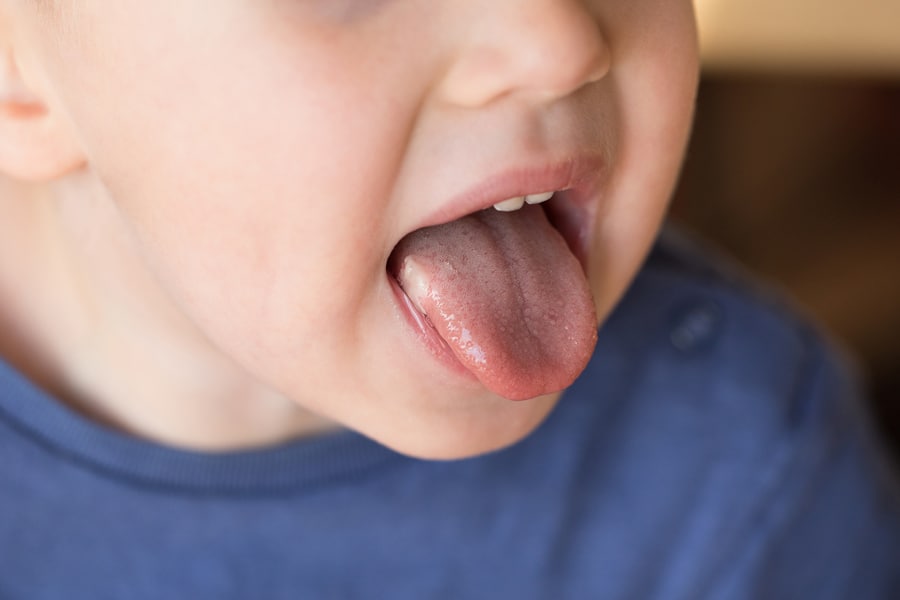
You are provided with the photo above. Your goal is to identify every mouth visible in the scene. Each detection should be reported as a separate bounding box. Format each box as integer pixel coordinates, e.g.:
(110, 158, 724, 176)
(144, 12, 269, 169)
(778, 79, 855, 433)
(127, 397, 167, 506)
(393, 156, 604, 270)
(386, 157, 603, 401)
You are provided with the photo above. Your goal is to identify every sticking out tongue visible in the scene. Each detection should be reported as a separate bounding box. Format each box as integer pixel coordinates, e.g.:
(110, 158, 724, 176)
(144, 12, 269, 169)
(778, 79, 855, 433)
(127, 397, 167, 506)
(390, 204, 597, 400)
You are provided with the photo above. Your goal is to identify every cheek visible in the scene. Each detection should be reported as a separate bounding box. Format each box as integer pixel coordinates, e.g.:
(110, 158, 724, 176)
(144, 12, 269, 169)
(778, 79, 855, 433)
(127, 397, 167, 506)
(44, 8, 417, 357)
(587, 0, 699, 315)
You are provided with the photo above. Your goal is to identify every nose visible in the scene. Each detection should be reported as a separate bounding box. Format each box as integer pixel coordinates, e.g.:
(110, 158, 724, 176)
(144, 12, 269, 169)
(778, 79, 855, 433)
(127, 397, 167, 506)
(437, 0, 611, 108)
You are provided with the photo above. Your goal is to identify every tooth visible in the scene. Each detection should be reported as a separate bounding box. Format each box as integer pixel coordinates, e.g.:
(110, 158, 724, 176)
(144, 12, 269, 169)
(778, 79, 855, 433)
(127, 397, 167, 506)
(525, 192, 554, 205)
(493, 197, 526, 212)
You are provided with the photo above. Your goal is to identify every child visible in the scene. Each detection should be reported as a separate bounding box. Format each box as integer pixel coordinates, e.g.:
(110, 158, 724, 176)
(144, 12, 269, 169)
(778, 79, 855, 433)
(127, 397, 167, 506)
(0, 1, 897, 598)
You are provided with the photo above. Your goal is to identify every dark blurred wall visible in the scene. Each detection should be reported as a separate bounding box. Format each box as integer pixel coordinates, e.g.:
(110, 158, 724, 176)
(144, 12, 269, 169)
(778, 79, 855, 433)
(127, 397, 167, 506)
(672, 75, 900, 458)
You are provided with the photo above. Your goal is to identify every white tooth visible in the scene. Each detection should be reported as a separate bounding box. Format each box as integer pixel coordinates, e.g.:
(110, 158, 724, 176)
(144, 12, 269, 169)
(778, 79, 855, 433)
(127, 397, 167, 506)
(525, 191, 555, 205)
(493, 197, 526, 212)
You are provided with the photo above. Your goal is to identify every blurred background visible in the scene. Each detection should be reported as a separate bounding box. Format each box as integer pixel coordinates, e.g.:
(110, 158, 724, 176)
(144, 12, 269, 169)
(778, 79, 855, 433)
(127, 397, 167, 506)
(672, 0, 900, 459)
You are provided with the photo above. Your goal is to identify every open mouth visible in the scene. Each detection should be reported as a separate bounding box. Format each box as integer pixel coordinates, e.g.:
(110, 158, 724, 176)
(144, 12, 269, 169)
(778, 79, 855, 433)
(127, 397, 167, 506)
(386, 170, 601, 401)
(485, 187, 593, 270)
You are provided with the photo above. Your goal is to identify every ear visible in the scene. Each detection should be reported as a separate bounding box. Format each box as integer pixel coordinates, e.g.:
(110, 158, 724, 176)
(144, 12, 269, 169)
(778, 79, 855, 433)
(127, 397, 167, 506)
(0, 41, 85, 182)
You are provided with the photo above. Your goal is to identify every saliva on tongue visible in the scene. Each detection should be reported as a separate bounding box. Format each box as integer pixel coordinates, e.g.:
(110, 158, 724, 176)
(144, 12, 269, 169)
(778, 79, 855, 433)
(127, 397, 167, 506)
(389, 204, 598, 400)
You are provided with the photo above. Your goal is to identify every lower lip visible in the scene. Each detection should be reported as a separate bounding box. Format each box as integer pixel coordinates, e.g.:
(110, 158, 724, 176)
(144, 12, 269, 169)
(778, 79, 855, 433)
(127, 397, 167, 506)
(388, 275, 479, 383)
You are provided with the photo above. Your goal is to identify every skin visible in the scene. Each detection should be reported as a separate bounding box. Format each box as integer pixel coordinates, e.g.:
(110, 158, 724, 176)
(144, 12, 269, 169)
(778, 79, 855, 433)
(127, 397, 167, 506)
(0, 0, 699, 459)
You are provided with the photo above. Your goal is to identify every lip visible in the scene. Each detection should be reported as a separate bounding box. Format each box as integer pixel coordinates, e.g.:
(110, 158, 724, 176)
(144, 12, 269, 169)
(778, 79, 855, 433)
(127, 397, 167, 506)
(406, 154, 605, 267)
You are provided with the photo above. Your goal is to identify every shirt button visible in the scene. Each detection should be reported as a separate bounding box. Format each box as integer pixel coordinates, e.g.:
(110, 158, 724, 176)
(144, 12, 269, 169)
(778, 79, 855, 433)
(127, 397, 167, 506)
(670, 301, 723, 352)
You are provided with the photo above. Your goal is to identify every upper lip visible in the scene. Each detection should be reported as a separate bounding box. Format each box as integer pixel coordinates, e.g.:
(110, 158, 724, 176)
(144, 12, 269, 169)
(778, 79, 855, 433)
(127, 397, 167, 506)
(400, 154, 605, 267)
(415, 154, 605, 231)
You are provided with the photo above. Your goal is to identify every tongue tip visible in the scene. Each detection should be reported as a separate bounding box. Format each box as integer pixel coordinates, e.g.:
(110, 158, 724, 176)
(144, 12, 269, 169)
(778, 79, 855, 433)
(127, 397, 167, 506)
(479, 370, 586, 401)
(469, 327, 599, 401)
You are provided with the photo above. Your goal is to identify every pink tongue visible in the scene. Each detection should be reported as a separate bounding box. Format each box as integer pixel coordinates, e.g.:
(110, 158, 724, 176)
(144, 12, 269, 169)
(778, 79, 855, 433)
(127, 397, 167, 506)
(391, 204, 597, 400)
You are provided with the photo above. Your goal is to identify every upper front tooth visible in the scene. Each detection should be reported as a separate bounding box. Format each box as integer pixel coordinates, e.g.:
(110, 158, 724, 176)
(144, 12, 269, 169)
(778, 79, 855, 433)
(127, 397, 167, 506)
(493, 197, 526, 212)
(525, 192, 555, 205)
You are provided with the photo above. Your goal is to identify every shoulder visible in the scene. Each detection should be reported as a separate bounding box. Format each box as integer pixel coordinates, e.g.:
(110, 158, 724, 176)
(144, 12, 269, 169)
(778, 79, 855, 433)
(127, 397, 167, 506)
(582, 223, 897, 486)
(594, 224, 864, 436)
(550, 224, 900, 597)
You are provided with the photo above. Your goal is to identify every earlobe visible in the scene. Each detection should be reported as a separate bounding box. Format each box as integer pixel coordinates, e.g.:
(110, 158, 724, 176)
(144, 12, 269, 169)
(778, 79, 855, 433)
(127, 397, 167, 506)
(0, 48, 85, 182)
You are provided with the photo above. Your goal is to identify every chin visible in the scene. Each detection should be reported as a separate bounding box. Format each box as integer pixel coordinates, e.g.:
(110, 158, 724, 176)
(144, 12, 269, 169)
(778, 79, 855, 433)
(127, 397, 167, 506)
(361, 391, 561, 461)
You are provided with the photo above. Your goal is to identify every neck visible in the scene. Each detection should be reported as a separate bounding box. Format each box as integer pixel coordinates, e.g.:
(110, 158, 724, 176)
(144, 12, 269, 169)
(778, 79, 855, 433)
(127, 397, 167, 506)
(0, 174, 337, 451)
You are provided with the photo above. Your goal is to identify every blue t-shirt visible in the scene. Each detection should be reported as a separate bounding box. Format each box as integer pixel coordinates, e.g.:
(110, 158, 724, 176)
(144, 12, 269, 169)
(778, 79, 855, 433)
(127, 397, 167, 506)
(1, 229, 898, 599)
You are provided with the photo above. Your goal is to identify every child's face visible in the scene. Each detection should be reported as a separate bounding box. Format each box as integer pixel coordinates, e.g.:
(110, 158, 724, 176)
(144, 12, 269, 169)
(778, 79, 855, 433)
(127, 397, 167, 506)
(19, 0, 698, 458)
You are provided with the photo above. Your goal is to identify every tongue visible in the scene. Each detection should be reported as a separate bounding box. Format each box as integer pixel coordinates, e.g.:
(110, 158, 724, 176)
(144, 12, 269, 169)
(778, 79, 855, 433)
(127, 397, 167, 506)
(391, 204, 597, 400)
